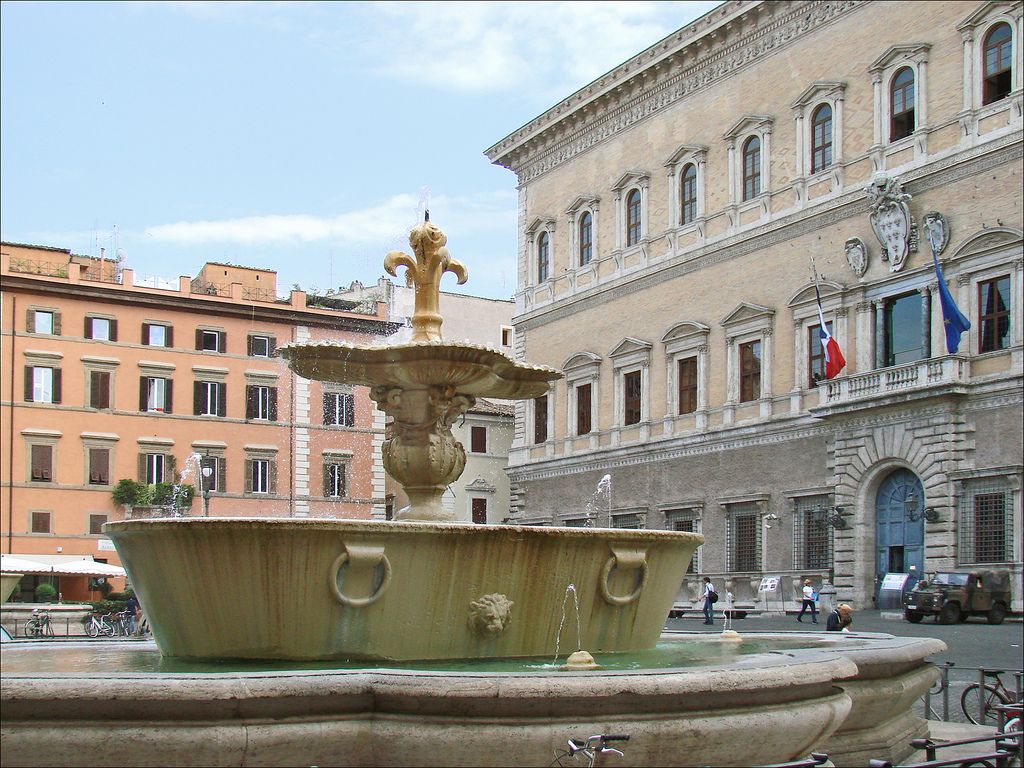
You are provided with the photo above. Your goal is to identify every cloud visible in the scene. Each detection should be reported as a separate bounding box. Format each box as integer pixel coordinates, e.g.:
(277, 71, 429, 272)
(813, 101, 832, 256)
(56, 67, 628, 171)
(335, 1, 722, 95)
(144, 191, 514, 247)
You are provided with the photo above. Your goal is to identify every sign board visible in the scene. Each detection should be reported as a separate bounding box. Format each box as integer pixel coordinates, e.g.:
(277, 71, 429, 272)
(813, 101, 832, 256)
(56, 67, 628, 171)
(880, 572, 909, 591)
(97, 539, 117, 552)
(758, 576, 780, 593)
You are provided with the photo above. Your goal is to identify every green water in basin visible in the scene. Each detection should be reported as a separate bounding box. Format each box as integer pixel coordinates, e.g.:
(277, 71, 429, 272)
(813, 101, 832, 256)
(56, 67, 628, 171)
(1, 634, 867, 676)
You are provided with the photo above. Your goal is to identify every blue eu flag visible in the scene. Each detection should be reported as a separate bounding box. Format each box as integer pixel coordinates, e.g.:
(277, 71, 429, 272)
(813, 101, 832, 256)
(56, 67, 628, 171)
(932, 250, 970, 354)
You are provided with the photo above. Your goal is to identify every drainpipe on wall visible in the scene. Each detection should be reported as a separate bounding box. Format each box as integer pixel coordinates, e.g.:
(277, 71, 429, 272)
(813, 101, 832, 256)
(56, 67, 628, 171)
(289, 322, 295, 517)
(7, 294, 16, 553)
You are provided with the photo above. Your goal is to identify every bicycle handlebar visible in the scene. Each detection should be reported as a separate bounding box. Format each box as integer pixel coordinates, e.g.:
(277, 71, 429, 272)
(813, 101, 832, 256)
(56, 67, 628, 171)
(603, 735, 630, 742)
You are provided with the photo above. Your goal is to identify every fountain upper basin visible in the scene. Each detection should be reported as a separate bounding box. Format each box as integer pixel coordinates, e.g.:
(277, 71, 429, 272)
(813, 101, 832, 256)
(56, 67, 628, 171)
(104, 517, 701, 662)
(278, 339, 561, 399)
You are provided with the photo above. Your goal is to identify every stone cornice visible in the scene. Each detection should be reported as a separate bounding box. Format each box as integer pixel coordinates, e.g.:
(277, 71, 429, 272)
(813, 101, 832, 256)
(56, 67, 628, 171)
(485, 0, 864, 181)
(514, 134, 1023, 331)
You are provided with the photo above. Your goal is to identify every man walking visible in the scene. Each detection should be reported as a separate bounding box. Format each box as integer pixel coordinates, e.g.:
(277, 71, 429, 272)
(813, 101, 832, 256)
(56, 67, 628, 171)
(796, 579, 818, 624)
(701, 576, 716, 625)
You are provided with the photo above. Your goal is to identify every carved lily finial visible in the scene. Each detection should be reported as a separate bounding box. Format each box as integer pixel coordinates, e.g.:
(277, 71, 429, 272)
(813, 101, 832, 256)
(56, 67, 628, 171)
(383, 219, 468, 342)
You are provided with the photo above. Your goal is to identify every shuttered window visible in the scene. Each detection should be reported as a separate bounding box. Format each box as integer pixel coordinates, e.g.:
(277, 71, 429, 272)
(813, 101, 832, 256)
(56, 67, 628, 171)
(89, 514, 108, 535)
(25, 367, 61, 403)
(470, 426, 487, 453)
(30, 445, 53, 482)
(323, 392, 355, 426)
(31, 511, 51, 533)
(194, 381, 225, 417)
(471, 498, 487, 524)
(246, 385, 277, 420)
(89, 371, 111, 409)
(141, 377, 172, 413)
(323, 462, 346, 498)
(88, 448, 110, 485)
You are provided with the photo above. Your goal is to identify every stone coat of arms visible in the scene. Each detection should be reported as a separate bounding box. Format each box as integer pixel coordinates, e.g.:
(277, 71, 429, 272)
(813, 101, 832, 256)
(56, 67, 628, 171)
(866, 175, 915, 272)
(844, 237, 868, 277)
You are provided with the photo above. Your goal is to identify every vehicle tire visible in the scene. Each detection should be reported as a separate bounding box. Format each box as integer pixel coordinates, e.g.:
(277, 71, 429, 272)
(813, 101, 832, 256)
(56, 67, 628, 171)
(86, 622, 99, 638)
(961, 683, 1012, 725)
(905, 610, 924, 623)
(987, 603, 1007, 625)
(939, 602, 961, 625)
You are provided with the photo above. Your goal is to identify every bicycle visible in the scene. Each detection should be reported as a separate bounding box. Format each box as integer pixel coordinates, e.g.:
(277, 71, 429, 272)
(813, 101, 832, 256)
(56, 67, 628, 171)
(85, 612, 116, 638)
(961, 669, 1023, 725)
(111, 610, 133, 636)
(549, 734, 629, 767)
(23, 609, 54, 638)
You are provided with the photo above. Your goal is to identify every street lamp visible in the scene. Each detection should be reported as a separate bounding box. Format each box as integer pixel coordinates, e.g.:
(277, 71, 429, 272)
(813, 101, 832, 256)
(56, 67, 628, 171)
(904, 491, 939, 523)
(201, 452, 213, 517)
(816, 503, 850, 529)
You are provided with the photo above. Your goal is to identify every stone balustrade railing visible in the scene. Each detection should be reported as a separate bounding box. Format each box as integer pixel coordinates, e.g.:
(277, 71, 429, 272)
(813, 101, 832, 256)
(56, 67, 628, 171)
(819, 355, 970, 407)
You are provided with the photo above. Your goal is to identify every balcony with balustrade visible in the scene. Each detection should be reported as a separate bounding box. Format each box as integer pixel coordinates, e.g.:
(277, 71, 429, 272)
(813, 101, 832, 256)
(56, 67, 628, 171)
(811, 355, 971, 417)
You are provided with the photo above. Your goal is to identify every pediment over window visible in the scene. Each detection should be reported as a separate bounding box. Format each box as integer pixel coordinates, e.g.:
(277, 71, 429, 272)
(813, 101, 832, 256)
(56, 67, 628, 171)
(663, 144, 708, 168)
(950, 226, 1023, 259)
(565, 195, 600, 215)
(525, 216, 556, 236)
(608, 337, 653, 358)
(661, 321, 711, 344)
(720, 302, 775, 328)
(868, 43, 930, 74)
(787, 280, 845, 308)
(791, 81, 846, 109)
(723, 114, 774, 140)
(958, 1, 1022, 32)
(611, 169, 651, 192)
(562, 351, 602, 374)
(465, 477, 496, 493)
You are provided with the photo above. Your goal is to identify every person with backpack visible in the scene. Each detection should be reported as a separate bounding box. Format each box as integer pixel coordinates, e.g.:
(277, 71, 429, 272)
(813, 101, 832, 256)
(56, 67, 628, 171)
(701, 576, 718, 625)
(796, 579, 818, 624)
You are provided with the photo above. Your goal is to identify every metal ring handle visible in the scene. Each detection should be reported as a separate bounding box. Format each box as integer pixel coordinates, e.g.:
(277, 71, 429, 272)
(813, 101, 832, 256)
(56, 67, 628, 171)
(599, 555, 648, 606)
(330, 550, 392, 608)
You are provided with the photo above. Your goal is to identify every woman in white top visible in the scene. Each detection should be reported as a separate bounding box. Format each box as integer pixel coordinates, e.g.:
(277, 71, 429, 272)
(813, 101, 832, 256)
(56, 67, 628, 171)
(797, 579, 818, 624)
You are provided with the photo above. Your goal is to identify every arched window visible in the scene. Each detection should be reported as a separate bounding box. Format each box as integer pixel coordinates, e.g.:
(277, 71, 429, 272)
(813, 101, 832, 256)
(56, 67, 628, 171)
(680, 164, 698, 225)
(983, 23, 1013, 105)
(742, 136, 761, 201)
(810, 104, 833, 174)
(537, 232, 550, 283)
(578, 212, 593, 266)
(890, 67, 915, 141)
(626, 189, 642, 246)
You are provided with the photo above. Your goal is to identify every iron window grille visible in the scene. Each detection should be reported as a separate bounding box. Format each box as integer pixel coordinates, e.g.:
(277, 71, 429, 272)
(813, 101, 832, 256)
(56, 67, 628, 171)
(792, 496, 834, 570)
(612, 513, 643, 529)
(727, 503, 761, 572)
(958, 478, 1013, 564)
(665, 510, 700, 573)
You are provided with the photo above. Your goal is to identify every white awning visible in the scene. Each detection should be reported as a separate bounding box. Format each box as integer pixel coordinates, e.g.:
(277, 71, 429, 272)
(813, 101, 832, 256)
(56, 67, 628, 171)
(0, 555, 53, 575)
(49, 559, 126, 577)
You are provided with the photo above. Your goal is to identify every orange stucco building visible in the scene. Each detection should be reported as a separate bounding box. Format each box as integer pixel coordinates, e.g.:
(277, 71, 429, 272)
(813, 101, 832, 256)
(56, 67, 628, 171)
(1, 243, 398, 601)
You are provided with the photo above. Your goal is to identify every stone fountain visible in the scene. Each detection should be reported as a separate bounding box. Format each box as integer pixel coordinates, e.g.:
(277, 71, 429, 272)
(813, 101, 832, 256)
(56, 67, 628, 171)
(1, 219, 945, 767)
(101, 217, 701, 663)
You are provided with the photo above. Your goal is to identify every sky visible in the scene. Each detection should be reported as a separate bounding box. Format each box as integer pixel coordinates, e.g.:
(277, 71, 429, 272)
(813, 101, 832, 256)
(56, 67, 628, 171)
(1, 1, 721, 300)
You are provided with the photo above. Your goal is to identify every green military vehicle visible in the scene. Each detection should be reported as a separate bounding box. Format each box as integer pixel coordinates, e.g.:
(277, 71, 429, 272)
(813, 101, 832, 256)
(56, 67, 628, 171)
(903, 570, 1011, 625)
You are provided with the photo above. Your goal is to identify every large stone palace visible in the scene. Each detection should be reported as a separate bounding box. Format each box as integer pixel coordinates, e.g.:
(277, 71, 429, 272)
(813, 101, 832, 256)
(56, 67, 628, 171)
(486, 0, 1023, 611)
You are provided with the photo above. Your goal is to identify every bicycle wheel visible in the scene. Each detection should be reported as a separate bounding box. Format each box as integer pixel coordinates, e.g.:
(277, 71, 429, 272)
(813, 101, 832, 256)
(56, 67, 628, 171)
(961, 683, 1012, 725)
(86, 621, 99, 638)
(548, 751, 585, 767)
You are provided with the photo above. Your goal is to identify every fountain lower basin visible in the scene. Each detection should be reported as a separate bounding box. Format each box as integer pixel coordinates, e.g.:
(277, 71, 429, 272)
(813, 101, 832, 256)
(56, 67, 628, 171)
(104, 517, 700, 661)
(0, 632, 944, 767)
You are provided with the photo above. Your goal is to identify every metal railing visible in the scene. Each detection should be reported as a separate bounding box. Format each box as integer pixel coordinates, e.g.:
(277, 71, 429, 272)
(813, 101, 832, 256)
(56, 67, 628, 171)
(923, 663, 1023, 723)
(8, 257, 68, 278)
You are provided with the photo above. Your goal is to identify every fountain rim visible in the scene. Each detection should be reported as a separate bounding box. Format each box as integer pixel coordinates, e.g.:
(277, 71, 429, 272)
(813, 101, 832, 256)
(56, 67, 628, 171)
(0, 631, 938, 683)
(103, 516, 704, 542)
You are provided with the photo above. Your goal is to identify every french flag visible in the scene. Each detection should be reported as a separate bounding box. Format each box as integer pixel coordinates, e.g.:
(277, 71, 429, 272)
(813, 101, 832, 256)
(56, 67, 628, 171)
(815, 283, 846, 380)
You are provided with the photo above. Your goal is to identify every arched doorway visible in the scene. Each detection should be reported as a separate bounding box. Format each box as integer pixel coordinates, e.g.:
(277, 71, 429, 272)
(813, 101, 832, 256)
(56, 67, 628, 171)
(875, 468, 926, 593)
